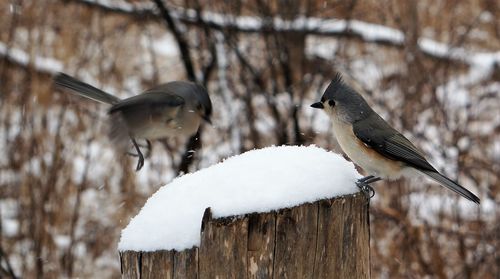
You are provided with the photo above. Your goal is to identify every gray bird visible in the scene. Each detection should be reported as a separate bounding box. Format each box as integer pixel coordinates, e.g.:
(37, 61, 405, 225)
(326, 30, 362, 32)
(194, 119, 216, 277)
(311, 73, 480, 204)
(54, 73, 212, 171)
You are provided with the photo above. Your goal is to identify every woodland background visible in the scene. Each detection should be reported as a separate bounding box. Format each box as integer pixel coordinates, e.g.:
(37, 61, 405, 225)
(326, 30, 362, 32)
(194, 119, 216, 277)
(0, 0, 499, 278)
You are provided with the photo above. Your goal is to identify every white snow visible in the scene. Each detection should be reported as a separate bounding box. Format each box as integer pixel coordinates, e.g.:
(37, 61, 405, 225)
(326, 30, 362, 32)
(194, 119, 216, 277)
(78, 0, 500, 69)
(346, 20, 404, 43)
(118, 145, 361, 251)
(0, 41, 63, 74)
(1, 199, 19, 237)
(150, 33, 179, 57)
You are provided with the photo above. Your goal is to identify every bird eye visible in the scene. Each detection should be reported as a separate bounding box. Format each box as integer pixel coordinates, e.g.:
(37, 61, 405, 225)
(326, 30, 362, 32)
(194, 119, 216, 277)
(328, 100, 335, 107)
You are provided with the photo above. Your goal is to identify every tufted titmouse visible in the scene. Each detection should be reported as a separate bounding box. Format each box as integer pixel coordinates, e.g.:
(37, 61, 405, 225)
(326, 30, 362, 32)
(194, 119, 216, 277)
(311, 74, 480, 204)
(54, 73, 212, 171)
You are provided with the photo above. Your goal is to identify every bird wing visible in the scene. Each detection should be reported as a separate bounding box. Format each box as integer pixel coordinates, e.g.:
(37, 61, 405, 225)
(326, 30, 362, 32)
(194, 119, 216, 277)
(352, 113, 436, 172)
(108, 91, 185, 115)
(353, 114, 480, 204)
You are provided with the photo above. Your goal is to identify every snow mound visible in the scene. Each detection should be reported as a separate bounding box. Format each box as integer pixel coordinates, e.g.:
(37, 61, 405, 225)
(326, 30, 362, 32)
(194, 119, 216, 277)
(118, 145, 361, 252)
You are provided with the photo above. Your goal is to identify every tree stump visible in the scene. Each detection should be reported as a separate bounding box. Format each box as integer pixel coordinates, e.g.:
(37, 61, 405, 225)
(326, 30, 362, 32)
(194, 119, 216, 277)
(119, 192, 370, 278)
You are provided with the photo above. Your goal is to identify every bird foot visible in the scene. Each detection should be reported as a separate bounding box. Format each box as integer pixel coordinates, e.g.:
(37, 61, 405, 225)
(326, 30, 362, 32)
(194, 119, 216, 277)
(356, 175, 381, 201)
(129, 139, 152, 171)
(126, 140, 152, 158)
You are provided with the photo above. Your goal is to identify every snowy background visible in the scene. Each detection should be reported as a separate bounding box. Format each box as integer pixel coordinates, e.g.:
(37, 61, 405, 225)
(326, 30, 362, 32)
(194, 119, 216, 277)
(0, 0, 499, 278)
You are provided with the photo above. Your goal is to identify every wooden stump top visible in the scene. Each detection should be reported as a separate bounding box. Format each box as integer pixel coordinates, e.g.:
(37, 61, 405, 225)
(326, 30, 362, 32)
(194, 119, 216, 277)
(120, 192, 370, 279)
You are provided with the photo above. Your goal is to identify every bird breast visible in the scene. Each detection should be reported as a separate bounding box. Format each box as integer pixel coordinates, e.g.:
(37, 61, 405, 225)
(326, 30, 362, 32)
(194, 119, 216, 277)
(330, 117, 404, 179)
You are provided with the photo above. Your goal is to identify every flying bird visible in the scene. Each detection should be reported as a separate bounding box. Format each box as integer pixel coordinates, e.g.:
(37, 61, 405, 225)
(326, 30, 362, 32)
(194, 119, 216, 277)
(54, 73, 212, 171)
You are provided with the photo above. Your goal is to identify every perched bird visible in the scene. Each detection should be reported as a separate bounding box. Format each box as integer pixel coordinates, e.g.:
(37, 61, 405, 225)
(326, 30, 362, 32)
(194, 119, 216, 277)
(311, 73, 480, 204)
(54, 73, 212, 171)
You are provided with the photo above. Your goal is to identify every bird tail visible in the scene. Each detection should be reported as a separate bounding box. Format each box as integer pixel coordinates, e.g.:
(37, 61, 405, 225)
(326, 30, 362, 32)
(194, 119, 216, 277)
(54, 72, 121, 105)
(419, 170, 480, 204)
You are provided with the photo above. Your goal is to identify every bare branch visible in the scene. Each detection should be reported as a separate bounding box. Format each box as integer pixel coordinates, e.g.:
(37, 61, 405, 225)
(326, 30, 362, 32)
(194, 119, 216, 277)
(151, 0, 196, 81)
(67, 0, 500, 68)
(0, 246, 17, 279)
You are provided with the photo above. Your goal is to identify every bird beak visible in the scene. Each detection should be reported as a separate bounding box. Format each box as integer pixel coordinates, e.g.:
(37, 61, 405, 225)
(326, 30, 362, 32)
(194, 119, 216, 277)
(310, 102, 324, 109)
(203, 115, 212, 125)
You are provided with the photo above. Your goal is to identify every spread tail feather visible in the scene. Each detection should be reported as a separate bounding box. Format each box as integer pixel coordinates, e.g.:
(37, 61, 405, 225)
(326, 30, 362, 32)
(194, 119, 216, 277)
(54, 73, 120, 105)
(420, 170, 480, 204)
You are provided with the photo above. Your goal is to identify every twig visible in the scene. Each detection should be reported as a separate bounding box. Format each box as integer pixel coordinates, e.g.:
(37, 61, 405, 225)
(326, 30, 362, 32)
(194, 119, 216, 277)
(151, 0, 195, 81)
(0, 244, 17, 278)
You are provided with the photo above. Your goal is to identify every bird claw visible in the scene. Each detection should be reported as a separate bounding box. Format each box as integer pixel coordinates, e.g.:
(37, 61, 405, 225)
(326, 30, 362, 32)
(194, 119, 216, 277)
(127, 140, 152, 158)
(135, 155, 144, 171)
(129, 139, 151, 171)
(356, 181, 375, 200)
(356, 175, 381, 202)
